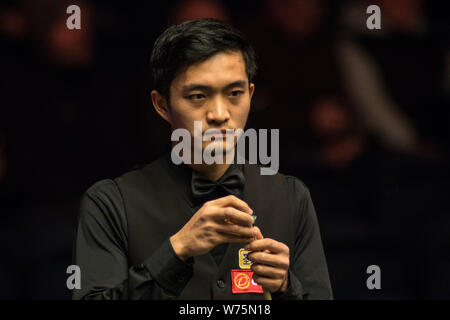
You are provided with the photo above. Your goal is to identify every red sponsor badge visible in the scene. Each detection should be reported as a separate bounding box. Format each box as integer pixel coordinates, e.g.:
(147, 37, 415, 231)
(230, 269, 263, 294)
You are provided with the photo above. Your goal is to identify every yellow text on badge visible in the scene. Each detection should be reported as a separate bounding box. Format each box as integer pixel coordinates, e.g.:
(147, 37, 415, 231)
(238, 248, 252, 269)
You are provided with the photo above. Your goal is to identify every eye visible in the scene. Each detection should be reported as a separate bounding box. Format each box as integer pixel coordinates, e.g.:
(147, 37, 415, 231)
(187, 93, 206, 100)
(230, 90, 244, 97)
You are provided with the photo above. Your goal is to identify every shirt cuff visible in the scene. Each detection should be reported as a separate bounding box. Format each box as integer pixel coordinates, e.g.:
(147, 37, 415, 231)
(142, 238, 194, 296)
(271, 269, 304, 300)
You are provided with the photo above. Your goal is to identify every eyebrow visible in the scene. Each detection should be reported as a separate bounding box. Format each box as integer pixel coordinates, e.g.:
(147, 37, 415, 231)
(182, 80, 247, 94)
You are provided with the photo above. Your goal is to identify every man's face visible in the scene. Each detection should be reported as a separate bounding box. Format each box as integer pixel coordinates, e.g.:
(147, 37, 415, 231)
(158, 50, 254, 156)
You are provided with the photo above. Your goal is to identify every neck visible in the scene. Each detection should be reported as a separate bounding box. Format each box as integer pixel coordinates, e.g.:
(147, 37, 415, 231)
(171, 142, 236, 182)
(188, 147, 236, 181)
(187, 161, 232, 182)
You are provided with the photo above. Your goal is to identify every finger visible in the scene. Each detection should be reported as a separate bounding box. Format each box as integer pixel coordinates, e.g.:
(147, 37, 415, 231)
(254, 226, 263, 240)
(247, 251, 289, 269)
(216, 223, 257, 239)
(216, 231, 255, 244)
(252, 274, 284, 293)
(251, 263, 286, 279)
(212, 195, 253, 215)
(245, 238, 289, 254)
(213, 206, 254, 227)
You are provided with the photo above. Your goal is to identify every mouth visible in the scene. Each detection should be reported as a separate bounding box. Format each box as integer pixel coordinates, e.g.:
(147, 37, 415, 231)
(203, 128, 234, 137)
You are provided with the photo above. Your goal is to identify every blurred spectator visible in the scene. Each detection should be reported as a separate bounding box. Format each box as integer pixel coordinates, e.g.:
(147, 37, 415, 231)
(262, 0, 325, 40)
(236, 0, 353, 177)
(0, 4, 27, 40)
(169, 0, 230, 25)
(1, 0, 95, 68)
(43, 2, 94, 69)
(0, 0, 149, 299)
(1, 0, 143, 204)
(337, 0, 449, 156)
(308, 95, 367, 169)
(238, 0, 341, 135)
(297, 92, 450, 299)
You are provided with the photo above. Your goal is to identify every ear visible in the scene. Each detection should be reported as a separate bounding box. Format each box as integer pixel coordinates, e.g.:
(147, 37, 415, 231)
(151, 90, 171, 124)
(249, 83, 255, 101)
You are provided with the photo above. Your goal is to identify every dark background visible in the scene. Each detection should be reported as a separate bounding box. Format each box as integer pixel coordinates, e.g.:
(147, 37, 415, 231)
(0, 0, 449, 299)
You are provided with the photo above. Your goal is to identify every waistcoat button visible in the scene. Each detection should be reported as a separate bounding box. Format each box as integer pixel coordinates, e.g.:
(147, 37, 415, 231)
(217, 280, 225, 288)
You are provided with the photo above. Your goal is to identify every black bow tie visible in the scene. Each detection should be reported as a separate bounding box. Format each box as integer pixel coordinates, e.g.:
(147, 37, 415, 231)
(191, 165, 245, 204)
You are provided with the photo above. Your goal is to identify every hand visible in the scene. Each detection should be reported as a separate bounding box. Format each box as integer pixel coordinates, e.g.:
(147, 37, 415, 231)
(244, 227, 290, 293)
(170, 195, 257, 261)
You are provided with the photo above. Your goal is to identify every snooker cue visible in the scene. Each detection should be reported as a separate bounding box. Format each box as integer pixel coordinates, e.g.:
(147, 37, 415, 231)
(252, 215, 272, 300)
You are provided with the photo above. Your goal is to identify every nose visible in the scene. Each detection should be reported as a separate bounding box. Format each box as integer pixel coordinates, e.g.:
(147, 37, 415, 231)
(206, 97, 230, 125)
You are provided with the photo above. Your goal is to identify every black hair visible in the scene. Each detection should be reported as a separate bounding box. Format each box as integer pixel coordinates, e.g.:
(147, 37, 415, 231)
(150, 18, 258, 100)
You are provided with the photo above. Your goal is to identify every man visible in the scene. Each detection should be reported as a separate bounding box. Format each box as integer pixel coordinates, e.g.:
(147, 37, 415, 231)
(72, 18, 332, 300)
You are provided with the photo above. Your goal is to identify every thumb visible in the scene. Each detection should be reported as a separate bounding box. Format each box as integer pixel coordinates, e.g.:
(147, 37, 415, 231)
(254, 226, 270, 254)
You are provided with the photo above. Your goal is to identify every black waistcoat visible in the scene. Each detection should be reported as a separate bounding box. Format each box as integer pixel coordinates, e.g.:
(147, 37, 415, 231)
(115, 154, 296, 299)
